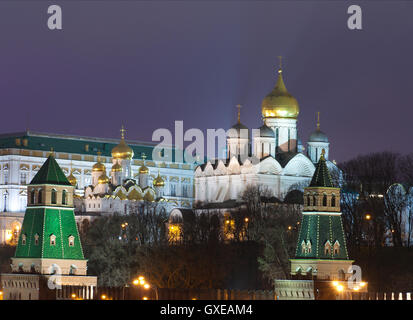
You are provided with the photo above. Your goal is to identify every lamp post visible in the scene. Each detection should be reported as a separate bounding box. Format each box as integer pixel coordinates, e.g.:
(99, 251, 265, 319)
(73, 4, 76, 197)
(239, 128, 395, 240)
(133, 276, 158, 300)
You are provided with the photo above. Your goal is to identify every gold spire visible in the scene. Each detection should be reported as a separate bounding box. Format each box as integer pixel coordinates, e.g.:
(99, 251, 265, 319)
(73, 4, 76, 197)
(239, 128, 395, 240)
(236, 104, 242, 124)
(92, 151, 106, 172)
(153, 170, 165, 187)
(321, 148, 326, 158)
(111, 125, 134, 160)
(67, 161, 77, 187)
(317, 112, 320, 130)
(139, 153, 149, 174)
(278, 55, 283, 73)
(48, 147, 55, 157)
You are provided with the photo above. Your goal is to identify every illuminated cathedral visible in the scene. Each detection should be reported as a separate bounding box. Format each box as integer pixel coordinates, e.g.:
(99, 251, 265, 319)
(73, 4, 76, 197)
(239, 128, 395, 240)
(194, 65, 337, 205)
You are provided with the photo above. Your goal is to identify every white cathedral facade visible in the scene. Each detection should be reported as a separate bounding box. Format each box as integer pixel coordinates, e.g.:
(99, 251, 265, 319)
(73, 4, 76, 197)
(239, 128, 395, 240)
(194, 67, 337, 205)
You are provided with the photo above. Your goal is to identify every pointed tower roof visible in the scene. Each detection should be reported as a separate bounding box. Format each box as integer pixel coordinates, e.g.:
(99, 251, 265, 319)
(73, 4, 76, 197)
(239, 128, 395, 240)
(30, 154, 72, 186)
(309, 149, 333, 187)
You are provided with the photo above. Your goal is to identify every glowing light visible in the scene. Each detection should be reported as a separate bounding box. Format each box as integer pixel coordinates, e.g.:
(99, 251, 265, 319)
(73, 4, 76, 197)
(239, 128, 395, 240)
(288, 226, 292, 230)
(143, 297, 148, 300)
(138, 276, 144, 281)
(360, 282, 366, 287)
(71, 293, 76, 299)
(132, 279, 139, 286)
(353, 287, 360, 291)
(101, 294, 107, 300)
(365, 214, 371, 220)
(336, 285, 344, 292)
(332, 281, 338, 287)
(143, 283, 150, 289)
(244, 218, 249, 222)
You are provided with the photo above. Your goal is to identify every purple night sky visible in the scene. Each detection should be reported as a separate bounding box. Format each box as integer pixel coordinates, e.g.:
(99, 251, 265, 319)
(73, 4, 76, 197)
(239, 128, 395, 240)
(0, 1, 412, 163)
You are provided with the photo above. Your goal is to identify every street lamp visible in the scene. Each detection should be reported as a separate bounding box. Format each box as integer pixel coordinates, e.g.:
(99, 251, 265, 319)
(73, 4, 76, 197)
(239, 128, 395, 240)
(133, 275, 159, 300)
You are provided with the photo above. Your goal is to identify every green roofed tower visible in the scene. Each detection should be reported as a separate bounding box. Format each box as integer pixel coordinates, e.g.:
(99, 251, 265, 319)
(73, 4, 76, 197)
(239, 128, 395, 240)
(11, 153, 87, 275)
(290, 149, 353, 281)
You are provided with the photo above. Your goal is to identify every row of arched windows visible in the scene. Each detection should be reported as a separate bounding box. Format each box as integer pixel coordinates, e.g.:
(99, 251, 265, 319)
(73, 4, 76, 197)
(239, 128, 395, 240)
(305, 194, 337, 207)
(29, 189, 68, 205)
(21, 233, 75, 247)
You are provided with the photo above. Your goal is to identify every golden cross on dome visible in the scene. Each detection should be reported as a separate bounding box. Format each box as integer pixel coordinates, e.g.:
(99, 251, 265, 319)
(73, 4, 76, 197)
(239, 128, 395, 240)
(317, 112, 320, 130)
(236, 104, 242, 124)
(97, 151, 102, 162)
(141, 153, 146, 161)
(49, 147, 54, 157)
(120, 125, 126, 140)
(277, 55, 283, 73)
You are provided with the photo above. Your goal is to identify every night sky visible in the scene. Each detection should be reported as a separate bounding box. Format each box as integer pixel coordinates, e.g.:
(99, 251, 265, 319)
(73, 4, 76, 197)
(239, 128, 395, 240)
(0, 1, 412, 163)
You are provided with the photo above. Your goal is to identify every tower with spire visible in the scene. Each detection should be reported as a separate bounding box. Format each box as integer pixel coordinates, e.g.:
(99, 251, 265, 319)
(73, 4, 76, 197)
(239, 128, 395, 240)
(2, 154, 97, 300)
(111, 125, 134, 184)
(290, 149, 352, 280)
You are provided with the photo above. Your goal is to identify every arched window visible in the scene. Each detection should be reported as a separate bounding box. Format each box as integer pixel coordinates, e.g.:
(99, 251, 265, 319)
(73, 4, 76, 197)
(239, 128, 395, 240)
(21, 234, 26, 245)
(313, 195, 317, 207)
(68, 235, 75, 247)
(306, 240, 312, 253)
(324, 241, 331, 255)
(30, 190, 35, 204)
(34, 233, 39, 246)
(38, 189, 43, 204)
(51, 189, 57, 204)
(50, 234, 56, 246)
(333, 240, 340, 255)
(62, 190, 67, 205)
(331, 194, 336, 207)
(323, 194, 327, 206)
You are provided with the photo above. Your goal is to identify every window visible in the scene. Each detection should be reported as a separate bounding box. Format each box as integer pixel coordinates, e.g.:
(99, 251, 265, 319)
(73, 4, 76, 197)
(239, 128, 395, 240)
(324, 241, 331, 255)
(62, 190, 67, 205)
(182, 185, 188, 198)
(34, 234, 39, 246)
(301, 240, 306, 254)
(333, 241, 340, 255)
(3, 171, 8, 185)
(323, 194, 327, 206)
(313, 195, 317, 206)
(51, 189, 57, 204)
(38, 189, 43, 204)
(171, 184, 176, 197)
(20, 172, 27, 185)
(21, 234, 26, 245)
(331, 194, 336, 207)
(68, 235, 75, 247)
(30, 191, 35, 204)
(50, 234, 56, 246)
(306, 240, 312, 254)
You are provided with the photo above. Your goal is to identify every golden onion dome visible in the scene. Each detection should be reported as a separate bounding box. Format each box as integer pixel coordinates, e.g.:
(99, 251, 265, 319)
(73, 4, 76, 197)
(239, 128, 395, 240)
(92, 152, 106, 172)
(67, 171, 77, 187)
(153, 171, 165, 187)
(98, 173, 110, 185)
(111, 126, 134, 160)
(111, 163, 122, 172)
(139, 164, 149, 174)
(92, 161, 106, 172)
(261, 69, 299, 119)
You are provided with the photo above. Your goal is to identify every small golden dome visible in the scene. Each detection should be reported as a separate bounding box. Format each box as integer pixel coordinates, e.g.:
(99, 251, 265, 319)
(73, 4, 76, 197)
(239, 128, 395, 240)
(139, 165, 149, 174)
(261, 69, 299, 119)
(153, 171, 165, 187)
(111, 126, 134, 160)
(111, 163, 122, 172)
(67, 171, 77, 186)
(98, 174, 110, 185)
(93, 152, 106, 172)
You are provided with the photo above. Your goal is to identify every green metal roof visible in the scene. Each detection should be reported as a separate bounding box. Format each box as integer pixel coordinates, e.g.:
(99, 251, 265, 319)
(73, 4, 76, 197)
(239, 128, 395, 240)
(0, 131, 184, 162)
(309, 152, 333, 188)
(30, 154, 72, 186)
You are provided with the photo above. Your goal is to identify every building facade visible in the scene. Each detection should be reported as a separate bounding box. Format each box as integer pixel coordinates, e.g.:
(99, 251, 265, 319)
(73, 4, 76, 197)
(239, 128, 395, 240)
(0, 130, 195, 244)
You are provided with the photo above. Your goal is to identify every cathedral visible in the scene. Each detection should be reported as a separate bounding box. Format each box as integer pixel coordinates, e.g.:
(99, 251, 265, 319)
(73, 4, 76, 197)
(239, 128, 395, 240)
(194, 66, 337, 206)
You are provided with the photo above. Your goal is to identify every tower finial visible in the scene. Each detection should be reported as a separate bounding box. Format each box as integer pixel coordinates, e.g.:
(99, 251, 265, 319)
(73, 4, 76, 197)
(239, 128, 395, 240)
(97, 151, 102, 162)
(317, 112, 320, 130)
(321, 148, 325, 157)
(278, 55, 283, 74)
(142, 153, 146, 161)
(49, 147, 54, 157)
(120, 125, 126, 140)
(236, 104, 242, 124)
